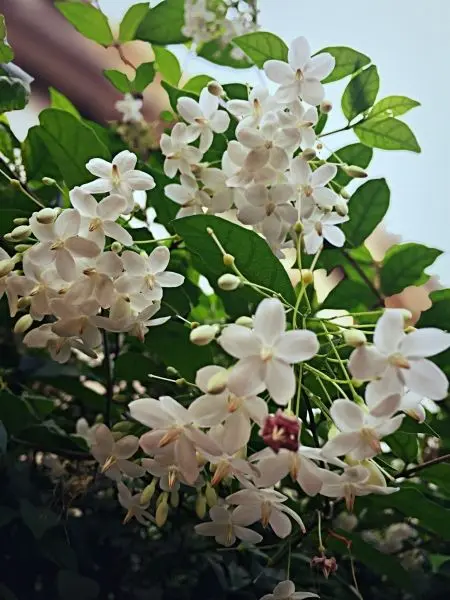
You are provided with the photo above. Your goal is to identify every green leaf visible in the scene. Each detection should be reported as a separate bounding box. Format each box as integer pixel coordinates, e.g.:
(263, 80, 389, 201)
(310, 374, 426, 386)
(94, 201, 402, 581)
(153, 46, 181, 87)
(0, 421, 7, 453)
(0, 15, 14, 63)
(0, 76, 30, 113)
(0, 123, 16, 161)
(142, 165, 178, 226)
(370, 95, 420, 119)
(119, 2, 149, 43)
(0, 506, 16, 528)
(341, 65, 379, 121)
(55, 2, 113, 46)
(173, 215, 296, 307)
(380, 243, 442, 296)
(321, 279, 378, 311)
(223, 83, 248, 100)
(319, 46, 371, 83)
(420, 463, 450, 496)
(57, 570, 99, 600)
(355, 117, 421, 152)
(332, 143, 373, 187)
(418, 289, 450, 328)
(233, 31, 288, 68)
(137, 0, 187, 45)
(314, 112, 327, 135)
(161, 80, 197, 113)
(20, 499, 59, 540)
(22, 126, 61, 181)
(37, 108, 110, 188)
(342, 178, 390, 247)
(198, 39, 251, 69)
(133, 62, 156, 93)
(0, 391, 36, 434)
(183, 75, 214, 94)
(49, 88, 80, 118)
(385, 431, 419, 463)
(103, 69, 131, 93)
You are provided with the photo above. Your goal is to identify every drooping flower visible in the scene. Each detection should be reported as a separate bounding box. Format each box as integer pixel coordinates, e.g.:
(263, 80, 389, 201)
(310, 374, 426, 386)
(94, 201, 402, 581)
(277, 99, 318, 150)
(165, 174, 211, 218)
(194, 505, 263, 546)
(90, 424, 145, 481)
(261, 410, 301, 453)
(303, 211, 348, 254)
(93, 300, 170, 340)
(259, 580, 319, 600)
(115, 93, 143, 123)
(117, 482, 154, 525)
(227, 85, 277, 132)
(23, 323, 97, 363)
(219, 298, 319, 405)
(289, 156, 337, 219)
(348, 309, 450, 401)
(50, 297, 102, 349)
(264, 36, 334, 105)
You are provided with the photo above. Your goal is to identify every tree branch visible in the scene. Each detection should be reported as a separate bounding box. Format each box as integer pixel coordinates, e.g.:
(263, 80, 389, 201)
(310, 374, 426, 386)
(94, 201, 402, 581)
(340, 248, 384, 308)
(102, 330, 114, 428)
(396, 453, 450, 479)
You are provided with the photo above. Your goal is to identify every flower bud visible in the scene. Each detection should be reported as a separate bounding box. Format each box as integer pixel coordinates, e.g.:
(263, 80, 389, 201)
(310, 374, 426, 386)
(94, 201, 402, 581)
(9, 179, 21, 190)
(189, 324, 218, 346)
(301, 269, 314, 285)
(223, 253, 235, 266)
(140, 479, 157, 504)
(112, 421, 134, 433)
(340, 188, 351, 200)
(13, 217, 29, 226)
(405, 325, 416, 334)
(111, 241, 123, 253)
(0, 258, 16, 277)
(6, 225, 31, 241)
(17, 296, 31, 310)
(42, 177, 56, 186)
(166, 366, 179, 376)
(14, 244, 32, 252)
(335, 199, 348, 217)
(311, 554, 338, 579)
(235, 316, 253, 328)
(195, 493, 207, 519)
(170, 489, 179, 508)
(301, 148, 316, 161)
(320, 100, 333, 114)
(343, 328, 367, 347)
(294, 221, 303, 234)
(399, 308, 413, 321)
(207, 369, 228, 394)
(261, 410, 301, 453)
(218, 273, 240, 291)
(155, 496, 169, 527)
(36, 207, 58, 225)
(14, 314, 33, 334)
(207, 81, 224, 97)
(205, 482, 217, 507)
(343, 165, 368, 179)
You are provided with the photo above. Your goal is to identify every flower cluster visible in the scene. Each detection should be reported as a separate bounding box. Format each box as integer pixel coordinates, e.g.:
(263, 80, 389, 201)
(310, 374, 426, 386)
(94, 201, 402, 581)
(161, 36, 353, 255)
(0, 150, 184, 362)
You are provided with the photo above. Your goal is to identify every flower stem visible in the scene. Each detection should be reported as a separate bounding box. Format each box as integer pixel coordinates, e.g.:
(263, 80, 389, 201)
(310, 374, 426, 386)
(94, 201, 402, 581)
(0, 167, 45, 209)
(102, 330, 114, 428)
(396, 453, 450, 478)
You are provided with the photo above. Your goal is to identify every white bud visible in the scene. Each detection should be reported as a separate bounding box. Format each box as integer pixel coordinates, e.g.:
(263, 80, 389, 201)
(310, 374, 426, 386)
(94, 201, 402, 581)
(301, 269, 314, 285)
(111, 241, 123, 253)
(17, 296, 31, 310)
(42, 177, 56, 186)
(340, 188, 351, 200)
(207, 370, 229, 394)
(36, 207, 58, 224)
(207, 81, 224, 97)
(301, 148, 316, 161)
(155, 495, 169, 527)
(13, 217, 29, 225)
(14, 314, 33, 334)
(14, 244, 32, 252)
(320, 100, 333, 113)
(189, 324, 218, 346)
(223, 253, 235, 266)
(140, 479, 157, 504)
(0, 258, 15, 277)
(218, 273, 241, 291)
(195, 493, 207, 519)
(235, 316, 253, 328)
(335, 199, 348, 217)
(343, 165, 368, 179)
(343, 328, 367, 347)
(8, 225, 31, 241)
(399, 309, 413, 321)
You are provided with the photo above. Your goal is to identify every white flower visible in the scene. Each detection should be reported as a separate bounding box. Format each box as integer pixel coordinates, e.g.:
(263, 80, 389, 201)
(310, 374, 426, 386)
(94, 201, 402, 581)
(115, 246, 184, 302)
(182, 0, 215, 45)
(23, 323, 97, 363)
(303, 211, 348, 254)
(322, 396, 404, 460)
(219, 298, 319, 405)
(129, 396, 220, 484)
(117, 482, 154, 525)
(189, 364, 268, 449)
(398, 391, 428, 423)
(91, 424, 145, 481)
(50, 297, 101, 349)
(226, 486, 306, 537)
(198, 167, 235, 213)
(320, 464, 399, 511)
(348, 309, 450, 401)
(259, 579, 318, 600)
(277, 100, 318, 150)
(165, 174, 211, 218)
(264, 36, 334, 105)
(142, 451, 198, 491)
(75, 417, 99, 447)
(81, 150, 155, 212)
(194, 505, 262, 546)
(70, 187, 132, 248)
(29, 209, 101, 282)
(115, 93, 143, 123)
(177, 88, 230, 152)
(160, 122, 203, 179)
(227, 86, 277, 132)
(93, 299, 169, 340)
(289, 157, 337, 219)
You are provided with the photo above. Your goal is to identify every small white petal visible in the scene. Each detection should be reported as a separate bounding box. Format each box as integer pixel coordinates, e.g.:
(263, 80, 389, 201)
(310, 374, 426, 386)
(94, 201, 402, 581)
(400, 328, 450, 359)
(330, 399, 365, 432)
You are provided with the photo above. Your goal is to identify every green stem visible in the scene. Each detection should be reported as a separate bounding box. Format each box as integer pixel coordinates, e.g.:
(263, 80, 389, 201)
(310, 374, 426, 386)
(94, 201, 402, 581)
(304, 364, 349, 399)
(102, 330, 114, 428)
(0, 167, 45, 209)
(134, 236, 180, 245)
(340, 248, 384, 307)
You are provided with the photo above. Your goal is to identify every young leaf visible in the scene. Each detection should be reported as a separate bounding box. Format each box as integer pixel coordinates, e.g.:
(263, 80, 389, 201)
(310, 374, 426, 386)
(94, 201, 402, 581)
(342, 178, 390, 247)
(355, 117, 421, 152)
(380, 243, 442, 296)
(0, 15, 13, 63)
(223, 83, 248, 100)
(104, 69, 131, 93)
(183, 75, 214, 94)
(198, 39, 251, 69)
(341, 65, 379, 121)
(153, 46, 181, 87)
(385, 431, 419, 463)
(233, 31, 288, 68)
(161, 80, 197, 112)
(55, 2, 114, 47)
(418, 289, 450, 328)
(119, 2, 149, 43)
(319, 46, 371, 83)
(0, 76, 29, 113)
(136, 0, 187, 45)
(369, 95, 420, 119)
(133, 62, 155, 92)
(332, 143, 373, 187)
(49, 88, 80, 118)
(321, 279, 378, 311)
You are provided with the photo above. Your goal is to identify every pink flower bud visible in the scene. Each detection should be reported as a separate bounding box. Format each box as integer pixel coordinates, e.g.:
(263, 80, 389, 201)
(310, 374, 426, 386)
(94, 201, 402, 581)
(261, 410, 301, 453)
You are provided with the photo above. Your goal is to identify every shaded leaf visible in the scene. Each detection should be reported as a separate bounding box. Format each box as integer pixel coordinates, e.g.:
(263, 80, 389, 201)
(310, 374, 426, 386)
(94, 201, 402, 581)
(0, 391, 35, 434)
(233, 31, 288, 68)
(342, 178, 390, 247)
(385, 431, 419, 463)
(0, 15, 14, 63)
(321, 279, 378, 311)
(57, 570, 99, 600)
(183, 75, 214, 94)
(55, 2, 113, 46)
(103, 69, 131, 93)
(0, 421, 6, 453)
(198, 39, 251, 69)
(119, 2, 149, 43)
(0, 76, 29, 113)
(380, 243, 442, 296)
(133, 62, 156, 92)
(0, 506, 16, 528)
(20, 499, 59, 540)
(319, 46, 371, 83)
(342, 65, 379, 121)
(355, 117, 421, 152)
(418, 289, 450, 328)
(153, 46, 181, 87)
(332, 143, 373, 187)
(136, 0, 187, 45)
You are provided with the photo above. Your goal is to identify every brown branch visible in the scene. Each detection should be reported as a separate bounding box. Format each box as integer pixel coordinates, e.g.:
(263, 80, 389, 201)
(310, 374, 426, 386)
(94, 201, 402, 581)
(340, 248, 385, 308)
(114, 43, 137, 72)
(396, 453, 450, 479)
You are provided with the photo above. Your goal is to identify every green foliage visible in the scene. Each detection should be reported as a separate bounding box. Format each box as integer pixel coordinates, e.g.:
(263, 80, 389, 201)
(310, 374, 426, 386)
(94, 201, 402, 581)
(355, 116, 421, 152)
(418, 289, 450, 328)
(49, 88, 80, 118)
(342, 178, 390, 247)
(320, 46, 371, 83)
(233, 31, 288, 67)
(183, 74, 214, 94)
(153, 46, 181, 86)
(55, 2, 114, 46)
(370, 95, 421, 118)
(341, 65, 379, 121)
(332, 143, 373, 187)
(380, 243, 442, 296)
(198, 39, 252, 68)
(103, 69, 131, 93)
(0, 15, 13, 63)
(0, 76, 29, 113)
(104, 63, 155, 94)
(136, 0, 187, 45)
(118, 2, 149, 43)
(57, 571, 100, 600)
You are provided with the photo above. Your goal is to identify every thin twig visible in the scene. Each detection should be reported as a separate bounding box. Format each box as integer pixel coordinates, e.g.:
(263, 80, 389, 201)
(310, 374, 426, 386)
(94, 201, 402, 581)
(396, 453, 450, 479)
(339, 248, 384, 307)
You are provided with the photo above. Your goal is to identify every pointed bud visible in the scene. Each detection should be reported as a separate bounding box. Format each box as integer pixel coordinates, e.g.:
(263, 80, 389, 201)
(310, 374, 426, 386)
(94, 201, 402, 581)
(170, 489, 179, 508)
(207, 369, 229, 394)
(175, 378, 186, 386)
(14, 314, 33, 334)
(340, 188, 351, 200)
(112, 421, 134, 433)
(320, 100, 333, 114)
(6, 225, 31, 241)
(14, 244, 32, 252)
(36, 207, 58, 225)
(294, 221, 303, 234)
(343, 165, 368, 179)
(205, 483, 217, 507)
(301, 269, 314, 285)
(301, 148, 316, 161)
(223, 253, 235, 266)
(189, 324, 219, 346)
(207, 81, 224, 97)
(111, 241, 123, 253)
(195, 493, 207, 519)
(140, 479, 157, 504)
(155, 495, 169, 527)
(311, 554, 338, 579)
(343, 328, 367, 347)
(42, 177, 56, 186)
(0, 259, 16, 277)
(218, 273, 241, 291)
(335, 199, 348, 217)
(13, 217, 29, 226)
(166, 366, 180, 376)
(17, 296, 32, 310)
(235, 316, 253, 328)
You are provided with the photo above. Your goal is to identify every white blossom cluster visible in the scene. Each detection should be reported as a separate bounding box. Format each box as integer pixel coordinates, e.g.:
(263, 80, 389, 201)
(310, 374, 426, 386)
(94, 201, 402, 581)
(161, 36, 351, 255)
(0, 150, 184, 363)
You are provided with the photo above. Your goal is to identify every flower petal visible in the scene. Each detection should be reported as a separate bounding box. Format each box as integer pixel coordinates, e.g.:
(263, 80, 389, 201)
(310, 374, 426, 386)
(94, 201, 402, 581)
(288, 36, 311, 70)
(233, 524, 262, 544)
(400, 328, 450, 359)
(253, 298, 286, 345)
(264, 60, 294, 85)
(70, 187, 97, 217)
(269, 509, 292, 538)
(148, 245, 170, 273)
(103, 221, 133, 246)
(177, 97, 202, 122)
(348, 345, 387, 380)
(115, 435, 140, 459)
(275, 329, 319, 363)
(374, 309, 405, 355)
(305, 52, 335, 80)
(86, 158, 112, 178)
(97, 194, 127, 220)
(330, 399, 364, 432)
(219, 324, 261, 359)
(265, 359, 295, 406)
(55, 248, 76, 281)
(112, 150, 137, 173)
(403, 358, 449, 400)
(321, 431, 360, 458)
(128, 397, 171, 429)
